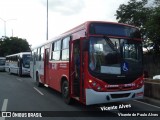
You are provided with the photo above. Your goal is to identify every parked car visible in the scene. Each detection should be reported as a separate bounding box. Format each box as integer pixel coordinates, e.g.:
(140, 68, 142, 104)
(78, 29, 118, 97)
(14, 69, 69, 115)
(153, 75, 160, 80)
(143, 43, 154, 54)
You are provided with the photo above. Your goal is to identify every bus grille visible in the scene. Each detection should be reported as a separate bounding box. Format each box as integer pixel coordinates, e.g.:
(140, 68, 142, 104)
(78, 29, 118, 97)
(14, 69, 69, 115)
(111, 93, 130, 98)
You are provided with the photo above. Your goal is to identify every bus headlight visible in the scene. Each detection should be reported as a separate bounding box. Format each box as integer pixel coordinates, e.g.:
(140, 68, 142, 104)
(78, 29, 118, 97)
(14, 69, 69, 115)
(88, 79, 104, 91)
(92, 82, 97, 86)
(97, 86, 101, 91)
(89, 80, 92, 83)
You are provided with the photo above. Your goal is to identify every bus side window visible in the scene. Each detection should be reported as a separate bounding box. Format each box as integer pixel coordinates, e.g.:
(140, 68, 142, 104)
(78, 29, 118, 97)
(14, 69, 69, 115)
(31, 51, 33, 61)
(33, 49, 37, 61)
(37, 48, 40, 61)
(50, 42, 54, 60)
(52, 42, 54, 51)
(62, 37, 70, 60)
(52, 40, 61, 61)
(41, 46, 44, 61)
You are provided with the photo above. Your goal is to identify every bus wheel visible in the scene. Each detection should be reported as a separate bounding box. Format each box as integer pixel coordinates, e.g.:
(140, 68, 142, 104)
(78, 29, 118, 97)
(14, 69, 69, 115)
(9, 68, 11, 74)
(62, 80, 72, 104)
(18, 69, 22, 77)
(36, 73, 43, 87)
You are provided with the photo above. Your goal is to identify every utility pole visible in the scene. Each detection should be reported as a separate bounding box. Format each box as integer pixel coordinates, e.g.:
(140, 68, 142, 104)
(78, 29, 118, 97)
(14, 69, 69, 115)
(46, 0, 48, 40)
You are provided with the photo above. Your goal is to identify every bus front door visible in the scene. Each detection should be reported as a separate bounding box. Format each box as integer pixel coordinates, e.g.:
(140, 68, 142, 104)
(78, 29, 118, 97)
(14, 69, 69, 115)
(44, 48, 50, 86)
(70, 38, 85, 102)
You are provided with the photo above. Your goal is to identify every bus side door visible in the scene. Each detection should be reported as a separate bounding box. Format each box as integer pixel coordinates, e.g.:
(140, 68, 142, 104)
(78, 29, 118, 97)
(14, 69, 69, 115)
(44, 48, 50, 85)
(69, 38, 86, 102)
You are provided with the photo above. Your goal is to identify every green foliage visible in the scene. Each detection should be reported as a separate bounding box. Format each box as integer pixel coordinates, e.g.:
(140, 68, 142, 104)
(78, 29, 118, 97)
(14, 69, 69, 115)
(116, 0, 149, 26)
(155, 0, 160, 6)
(146, 6, 160, 39)
(0, 36, 30, 57)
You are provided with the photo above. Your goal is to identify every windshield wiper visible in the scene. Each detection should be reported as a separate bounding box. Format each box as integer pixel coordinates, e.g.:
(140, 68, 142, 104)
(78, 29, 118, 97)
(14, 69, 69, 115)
(103, 35, 119, 53)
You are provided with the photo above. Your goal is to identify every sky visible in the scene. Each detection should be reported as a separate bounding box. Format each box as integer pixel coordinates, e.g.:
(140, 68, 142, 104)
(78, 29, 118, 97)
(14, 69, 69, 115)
(0, 0, 129, 48)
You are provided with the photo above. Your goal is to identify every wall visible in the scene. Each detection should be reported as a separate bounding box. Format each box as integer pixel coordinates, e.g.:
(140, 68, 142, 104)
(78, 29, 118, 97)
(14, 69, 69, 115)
(144, 79, 160, 100)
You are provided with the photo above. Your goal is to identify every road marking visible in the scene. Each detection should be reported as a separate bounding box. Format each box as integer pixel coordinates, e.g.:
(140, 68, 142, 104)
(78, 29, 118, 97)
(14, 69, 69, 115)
(33, 87, 44, 96)
(1, 99, 8, 111)
(0, 99, 8, 120)
(16, 78, 22, 82)
(134, 100, 160, 109)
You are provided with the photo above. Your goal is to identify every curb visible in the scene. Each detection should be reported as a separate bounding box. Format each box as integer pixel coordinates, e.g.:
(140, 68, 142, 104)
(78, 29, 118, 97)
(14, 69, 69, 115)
(140, 96, 160, 107)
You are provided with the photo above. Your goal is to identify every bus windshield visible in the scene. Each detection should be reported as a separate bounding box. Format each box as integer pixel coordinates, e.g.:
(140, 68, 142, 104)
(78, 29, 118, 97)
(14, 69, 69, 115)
(89, 37, 142, 75)
(0, 59, 5, 65)
(22, 54, 30, 68)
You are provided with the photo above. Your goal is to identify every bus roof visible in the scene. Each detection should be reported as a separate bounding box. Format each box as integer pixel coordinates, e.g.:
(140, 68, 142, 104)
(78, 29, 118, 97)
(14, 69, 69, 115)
(31, 21, 139, 50)
(62, 21, 139, 35)
(5, 52, 31, 57)
(0, 57, 5, 59)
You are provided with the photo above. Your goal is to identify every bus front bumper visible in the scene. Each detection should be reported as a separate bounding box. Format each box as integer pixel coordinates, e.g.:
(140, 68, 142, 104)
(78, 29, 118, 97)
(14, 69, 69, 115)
(86, 85, 144, 105)
(22, 69, 30, 75)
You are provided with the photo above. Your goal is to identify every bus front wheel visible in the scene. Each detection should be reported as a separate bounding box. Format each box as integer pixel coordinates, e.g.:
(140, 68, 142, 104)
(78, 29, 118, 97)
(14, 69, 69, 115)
(62, 80, 72, 104)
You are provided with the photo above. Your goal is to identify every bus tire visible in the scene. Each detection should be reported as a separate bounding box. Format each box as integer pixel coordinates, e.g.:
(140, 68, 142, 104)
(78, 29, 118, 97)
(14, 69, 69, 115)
(18, 69, 22, 77)
(9, 68, 11, 74)
(36, 73, 43, 87)
(62, 80, 72, 105)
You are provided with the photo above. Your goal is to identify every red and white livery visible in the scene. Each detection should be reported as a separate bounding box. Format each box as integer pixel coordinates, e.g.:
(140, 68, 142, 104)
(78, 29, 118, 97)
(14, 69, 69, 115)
(30, 21, 144, 105)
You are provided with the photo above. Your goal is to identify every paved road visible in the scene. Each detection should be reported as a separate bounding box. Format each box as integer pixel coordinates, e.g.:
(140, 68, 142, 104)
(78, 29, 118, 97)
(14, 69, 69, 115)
(0, 72, 160, 120)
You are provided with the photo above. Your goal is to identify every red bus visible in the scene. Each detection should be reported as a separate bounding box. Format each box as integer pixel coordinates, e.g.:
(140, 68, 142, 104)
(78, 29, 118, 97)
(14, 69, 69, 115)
(30, 21, 144, 105)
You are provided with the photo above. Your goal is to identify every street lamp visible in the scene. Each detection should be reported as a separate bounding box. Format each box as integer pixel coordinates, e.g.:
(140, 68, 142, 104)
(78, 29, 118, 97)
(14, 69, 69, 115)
(0, 17, 17, 37)
(46, 0, 48, 40)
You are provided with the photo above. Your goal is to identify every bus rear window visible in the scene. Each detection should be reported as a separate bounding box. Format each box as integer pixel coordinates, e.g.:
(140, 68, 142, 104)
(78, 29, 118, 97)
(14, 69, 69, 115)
(0, 59, 5, 65)
(89, 23, 141, 39)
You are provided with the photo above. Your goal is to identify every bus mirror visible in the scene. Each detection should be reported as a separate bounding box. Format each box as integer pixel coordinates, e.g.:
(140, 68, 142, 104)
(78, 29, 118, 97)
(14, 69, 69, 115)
(82, 39, 88, 51)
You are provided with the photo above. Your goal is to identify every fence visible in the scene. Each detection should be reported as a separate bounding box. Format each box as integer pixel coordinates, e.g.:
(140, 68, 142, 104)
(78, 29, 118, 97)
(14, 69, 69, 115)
(143, 54, 160, 78)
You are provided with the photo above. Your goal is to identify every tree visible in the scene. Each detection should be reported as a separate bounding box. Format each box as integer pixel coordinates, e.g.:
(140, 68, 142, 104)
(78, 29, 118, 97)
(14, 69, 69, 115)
(0, 37, 30, 57)
(116, 0, 149, 26)
(155, 0, 160, 6)
(145, 2, 160, 47)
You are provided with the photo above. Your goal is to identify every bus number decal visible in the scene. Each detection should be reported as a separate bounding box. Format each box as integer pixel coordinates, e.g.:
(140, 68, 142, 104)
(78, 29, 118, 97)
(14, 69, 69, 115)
(60, 63, 67, 68)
